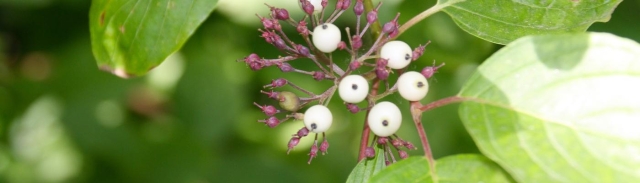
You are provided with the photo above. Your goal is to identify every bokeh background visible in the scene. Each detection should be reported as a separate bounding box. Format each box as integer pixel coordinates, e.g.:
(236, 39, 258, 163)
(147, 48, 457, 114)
(0, 0, 638, 182)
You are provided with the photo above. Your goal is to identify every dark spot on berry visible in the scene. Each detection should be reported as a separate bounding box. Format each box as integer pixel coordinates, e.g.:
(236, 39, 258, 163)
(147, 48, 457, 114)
(322, 24, 328, 29)
(417, 82, 424, 88)
(311, 123, 317, 129)
(405, 53, 410, 61)
(382, 120, 388, 127)
(351, 84, 358, 90)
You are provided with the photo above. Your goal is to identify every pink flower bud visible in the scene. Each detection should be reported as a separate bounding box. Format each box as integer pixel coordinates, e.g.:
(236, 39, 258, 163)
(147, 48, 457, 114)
(297, 127, 309, 137)
(354, 0, 364, 15)
(351, 35, 362, 50)
(346, 103, 359, 113)
(366, 11, 377, 24)
(287, 137, 300, 154)
(377, 137, 388, 144)
(320, 139, 329, 155)
(398, 150, 408, 159)
(365, 147, 375, 158)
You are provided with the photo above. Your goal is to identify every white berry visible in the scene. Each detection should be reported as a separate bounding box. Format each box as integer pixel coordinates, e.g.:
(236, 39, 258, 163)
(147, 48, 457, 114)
(338, 75, 369, 103)
(380, 40, 413, 69)
(367, 101, 402, 137)
(397, 71, 429, 101)
(299, 0, 323, 13)
(303, 105, 333, 133)
(312, 23, 341, 53)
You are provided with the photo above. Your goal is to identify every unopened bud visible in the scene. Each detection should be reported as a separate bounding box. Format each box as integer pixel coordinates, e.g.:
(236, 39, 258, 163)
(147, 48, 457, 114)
(287, 137, 301, 154)
(365, 147, 376, 158)
(377, 137, 388, 144)
(320, 139, 329, 155)
(366, 11, 377, 24)
(354, 0, 364, 15)
(398, 150, 408, 159)
(297, 127, 310, 137)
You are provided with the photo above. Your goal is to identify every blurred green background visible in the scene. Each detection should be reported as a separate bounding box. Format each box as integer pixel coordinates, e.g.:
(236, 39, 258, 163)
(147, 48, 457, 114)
(0, 0, 638, 182)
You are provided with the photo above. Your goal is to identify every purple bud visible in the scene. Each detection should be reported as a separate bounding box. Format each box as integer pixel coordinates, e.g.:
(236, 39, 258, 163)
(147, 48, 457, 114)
(346, 103, 359, 113)
(308, 143, 318, 164)
(313, 71, 325, 81)
(278, 62, 293, 72)
(244, 53, 260, 63)
(385, 160, 391, 166)
(287, 137, 300, 154)
(273, 8, 290, 20)
(302, 1, 314, 15)
(337, 41, 347, 50)
(375, 68, 389, 80)
(412, 44, 426, 61)
(365, 147, 375, 158)
(275, 38, 287, 49)
(271, 19, 282, 31)
(321, 0, 328, 8)
(297, 127, 310, 137)
(342, 0, 351, 10)
(391, 139, 403, 148)
(421, 62, 444, 79)
(336, 0, 344, 10)
(382, 21, 396, 34)
(377, 137, 388, 144)
(297, 21, 310, 36)
(366, 11, 377, 24)
(404, 141, 416, 150)
(261, 90, 279, 100)
(354, 0, 364, 16)
(351, 35, 362, 50)
(250, 61, 263, 71)
(349, 61, 361, 70)
(259, 16, 274, 29)
(264, 116, 280, 128)
(254, 102, 280, 116)
(376, 58, 388, 68)
(268, 78, 287, 88)
(398, 150, 408, 159)
(320, 139, 329, 155)
(296, 44, 310, 56)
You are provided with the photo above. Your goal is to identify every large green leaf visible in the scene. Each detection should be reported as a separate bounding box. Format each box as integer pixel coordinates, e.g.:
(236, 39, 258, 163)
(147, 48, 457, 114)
(459, 32, 640, 182)
(369, 154, 513, 182)
(346, 146, 386, 183)
(437, 0, 621, 44)
(89, 0, 218, 77)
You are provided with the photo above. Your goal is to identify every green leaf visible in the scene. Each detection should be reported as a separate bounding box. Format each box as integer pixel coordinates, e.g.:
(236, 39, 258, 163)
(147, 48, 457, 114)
(370, 154, 513, 183)
(89, 0, 218, 77)
(437, 0, 622, 44)
(436, 154, 514, 183)
(369, 156, 432, 183)
(346, 146, 386, 183)
(458, 32, 640, 182)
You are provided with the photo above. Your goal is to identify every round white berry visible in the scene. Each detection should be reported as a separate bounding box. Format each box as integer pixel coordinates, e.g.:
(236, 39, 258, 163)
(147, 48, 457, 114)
(338, 75, 369, 103)
(367, 101, 402, 137)
(397, 71, 429, 101)
(303, 105, 333, 133)
(312, 23, 341, 53)
(380, 40, 413, 69)
(299, 0, 323, 13)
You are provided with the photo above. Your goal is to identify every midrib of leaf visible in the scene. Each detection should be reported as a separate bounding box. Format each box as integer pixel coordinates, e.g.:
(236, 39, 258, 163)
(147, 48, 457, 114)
(464, 96, 640, 180)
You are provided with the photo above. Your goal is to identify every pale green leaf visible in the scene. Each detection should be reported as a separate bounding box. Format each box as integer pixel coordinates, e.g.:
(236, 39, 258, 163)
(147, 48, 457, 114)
(369, 154, 513, 183)
(459, 32, 640, 182)
(438, 0, 621, 44)
(346, 146, 386, 183)
(89, 0, 218, 77)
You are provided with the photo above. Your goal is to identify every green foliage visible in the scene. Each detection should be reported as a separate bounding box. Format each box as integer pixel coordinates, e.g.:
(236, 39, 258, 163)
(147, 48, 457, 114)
(439, 0, 622, 44)
(369, 154, 513, 183)
(89, 0, 218, 77)
(346, 146, 385, 183)
(459, 32, 640, 182)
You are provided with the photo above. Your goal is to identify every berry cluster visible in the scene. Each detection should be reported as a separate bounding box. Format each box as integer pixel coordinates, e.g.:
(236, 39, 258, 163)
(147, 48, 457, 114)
(241, 0, 444, 164)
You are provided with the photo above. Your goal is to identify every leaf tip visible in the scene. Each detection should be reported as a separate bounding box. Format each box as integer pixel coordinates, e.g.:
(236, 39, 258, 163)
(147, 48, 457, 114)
(100, 65, 134, 79)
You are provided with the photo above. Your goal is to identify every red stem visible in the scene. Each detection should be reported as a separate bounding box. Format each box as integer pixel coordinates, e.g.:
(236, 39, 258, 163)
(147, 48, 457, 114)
(357, 80, 380, 161)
